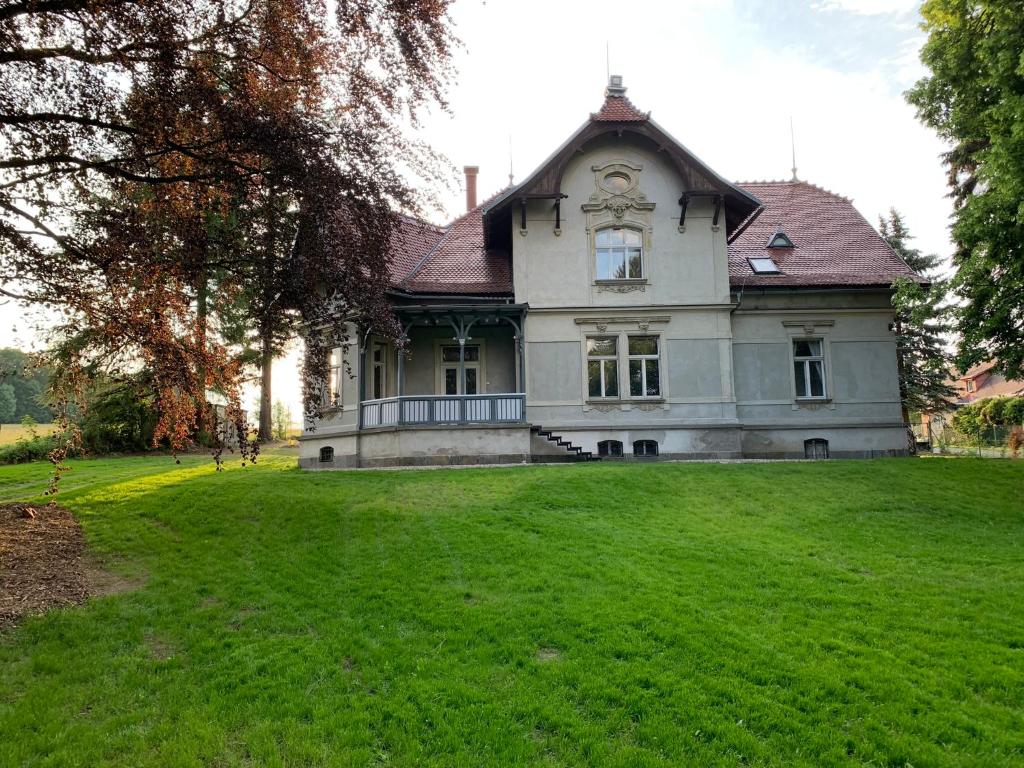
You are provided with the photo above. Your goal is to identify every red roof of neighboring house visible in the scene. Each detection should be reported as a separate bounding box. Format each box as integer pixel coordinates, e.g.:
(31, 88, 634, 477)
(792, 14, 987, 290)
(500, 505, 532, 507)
(390, 193, 513, 296)
(961, 360, 997, 380)
(952, 361, 1024, 404)
(729, 180, 920, 288)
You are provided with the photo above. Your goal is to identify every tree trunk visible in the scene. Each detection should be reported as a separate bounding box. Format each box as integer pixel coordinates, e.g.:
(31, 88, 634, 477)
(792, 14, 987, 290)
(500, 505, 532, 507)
(259, 327, 273, 441)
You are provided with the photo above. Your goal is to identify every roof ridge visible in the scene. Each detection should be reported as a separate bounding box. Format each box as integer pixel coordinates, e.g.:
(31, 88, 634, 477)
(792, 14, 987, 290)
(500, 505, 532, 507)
(398, 220, 457, 287)
(736, 178, 852, 203)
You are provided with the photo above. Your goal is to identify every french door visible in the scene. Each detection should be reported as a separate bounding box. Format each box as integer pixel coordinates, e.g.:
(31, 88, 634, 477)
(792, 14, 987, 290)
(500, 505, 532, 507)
(438, 345, 481, 395)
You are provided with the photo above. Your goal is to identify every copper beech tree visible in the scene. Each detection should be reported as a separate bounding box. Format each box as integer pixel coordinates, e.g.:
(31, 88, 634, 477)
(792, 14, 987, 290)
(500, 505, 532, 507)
(0, 0, 454, 485)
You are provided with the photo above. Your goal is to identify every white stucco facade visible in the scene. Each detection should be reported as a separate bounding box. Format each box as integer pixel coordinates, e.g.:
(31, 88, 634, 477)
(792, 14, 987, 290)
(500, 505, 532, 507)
(300, 81, 910, 468)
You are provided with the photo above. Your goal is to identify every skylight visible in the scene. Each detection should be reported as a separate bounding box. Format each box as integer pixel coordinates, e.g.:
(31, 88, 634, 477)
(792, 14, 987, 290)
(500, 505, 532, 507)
(749, 257, 780, 274)
(767, 230, 795, 249)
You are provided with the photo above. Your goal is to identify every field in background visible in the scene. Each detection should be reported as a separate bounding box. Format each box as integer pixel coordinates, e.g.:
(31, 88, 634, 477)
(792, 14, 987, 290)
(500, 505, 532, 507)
(0, 423, 55, 446)
(1, 455, 1022, 766)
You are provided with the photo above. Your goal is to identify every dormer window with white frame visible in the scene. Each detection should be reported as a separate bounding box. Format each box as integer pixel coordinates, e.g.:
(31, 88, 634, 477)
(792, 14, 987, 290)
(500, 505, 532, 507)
(766, 229, 795, 249)
(595, 227, 643, 280)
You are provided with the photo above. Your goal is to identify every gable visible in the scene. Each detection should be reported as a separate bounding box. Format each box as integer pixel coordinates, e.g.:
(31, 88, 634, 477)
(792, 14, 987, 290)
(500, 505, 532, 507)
(483, 79, 761, 253)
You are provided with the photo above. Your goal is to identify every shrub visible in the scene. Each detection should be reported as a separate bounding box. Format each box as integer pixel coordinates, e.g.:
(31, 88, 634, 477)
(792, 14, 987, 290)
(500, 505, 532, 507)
(0, 434, 57, 464)
(1010, 427, 1023, 459)
(78, 380, 157, 454)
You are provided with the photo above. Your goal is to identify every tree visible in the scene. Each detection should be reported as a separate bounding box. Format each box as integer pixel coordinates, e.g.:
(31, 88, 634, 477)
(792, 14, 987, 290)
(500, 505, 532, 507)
(880, 210, 956, 418)
(907, 1, 1024, 378)
(0, 0, 455, 484)
(271, 400, 292, 441)
(0, 383, 15, 423)
(0, 348, 52, 422)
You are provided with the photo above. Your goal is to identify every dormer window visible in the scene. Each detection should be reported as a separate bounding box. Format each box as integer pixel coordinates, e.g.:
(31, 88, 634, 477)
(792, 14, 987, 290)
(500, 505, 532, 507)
(767, 229, 795, 249)
(749, 257, 780, 274)
(595, 227, 643, 280)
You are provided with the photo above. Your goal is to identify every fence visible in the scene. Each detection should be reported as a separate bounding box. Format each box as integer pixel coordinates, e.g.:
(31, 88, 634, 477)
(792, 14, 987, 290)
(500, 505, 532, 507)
(916, 415, 1023, 458)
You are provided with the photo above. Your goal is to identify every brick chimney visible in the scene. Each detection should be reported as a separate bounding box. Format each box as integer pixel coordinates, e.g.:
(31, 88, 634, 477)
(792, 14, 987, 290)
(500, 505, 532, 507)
(463, 165, 479, 212)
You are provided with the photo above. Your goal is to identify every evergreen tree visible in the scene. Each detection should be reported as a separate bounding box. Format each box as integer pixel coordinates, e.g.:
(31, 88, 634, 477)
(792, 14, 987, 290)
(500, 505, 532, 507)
(880, 210, 956, 417)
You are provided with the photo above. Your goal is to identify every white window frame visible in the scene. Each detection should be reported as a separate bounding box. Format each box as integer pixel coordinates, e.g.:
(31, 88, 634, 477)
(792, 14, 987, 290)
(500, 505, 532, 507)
(327, 346, 344, 407)
(792, 337, 828, 400)
(627, 335, 661, 398)
(594, 226, 644, 281)
(586, 336, 619, 399)
(370, 342, 388, 400)
(433, 339, 487, 396)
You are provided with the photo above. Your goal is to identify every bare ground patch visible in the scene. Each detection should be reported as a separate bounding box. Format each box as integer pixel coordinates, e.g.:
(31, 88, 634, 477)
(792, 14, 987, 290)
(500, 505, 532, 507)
(0, 502, 142, 629)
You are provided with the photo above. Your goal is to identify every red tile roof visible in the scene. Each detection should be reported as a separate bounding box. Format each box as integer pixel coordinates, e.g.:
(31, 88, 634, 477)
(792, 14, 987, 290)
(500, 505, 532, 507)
(729, 180, 920, 288)
(591, 93, 649, 122)
(387, 179, 922, 296)
(390, 192, 513, 295)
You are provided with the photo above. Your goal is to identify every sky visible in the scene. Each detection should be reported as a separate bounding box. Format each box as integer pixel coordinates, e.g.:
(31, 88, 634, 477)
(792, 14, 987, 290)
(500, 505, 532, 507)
(0, 0, 951, 424)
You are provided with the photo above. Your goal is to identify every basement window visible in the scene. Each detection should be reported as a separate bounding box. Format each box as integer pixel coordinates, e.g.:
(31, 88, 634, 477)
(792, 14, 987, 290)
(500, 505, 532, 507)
(633, 440, 659, 457)
(804, 438, 829, 460)
(749, 257, 780, 274)
(319, 446, 334, 463)
(597, 439, 623, 457)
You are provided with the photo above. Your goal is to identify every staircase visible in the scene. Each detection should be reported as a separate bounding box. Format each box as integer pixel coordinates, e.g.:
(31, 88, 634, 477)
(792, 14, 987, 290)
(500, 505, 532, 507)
(529, 426, 600, 462)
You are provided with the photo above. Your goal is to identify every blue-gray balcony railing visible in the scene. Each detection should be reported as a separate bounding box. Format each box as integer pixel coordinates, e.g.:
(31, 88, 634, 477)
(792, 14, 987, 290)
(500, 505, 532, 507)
(360, 393, 526, 428)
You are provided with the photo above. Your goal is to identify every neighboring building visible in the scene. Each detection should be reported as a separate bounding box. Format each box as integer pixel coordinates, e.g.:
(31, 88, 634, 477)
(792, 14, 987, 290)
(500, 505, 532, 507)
(921, 361, 1024, 442)
(300, 77, 920, 468)
(952, 361, 1024, 405)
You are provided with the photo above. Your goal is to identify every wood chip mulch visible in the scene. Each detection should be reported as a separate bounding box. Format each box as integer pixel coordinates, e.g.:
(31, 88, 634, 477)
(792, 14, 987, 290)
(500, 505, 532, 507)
(0, 502, 90, 629)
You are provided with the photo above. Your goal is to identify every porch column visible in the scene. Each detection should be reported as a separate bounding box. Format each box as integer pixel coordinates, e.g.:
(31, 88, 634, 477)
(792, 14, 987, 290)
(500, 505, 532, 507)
(458, 334, 466, 422)
(396, 343, 405, 396)
(518, 309, 527, 395)
(357, 329, 368, 429)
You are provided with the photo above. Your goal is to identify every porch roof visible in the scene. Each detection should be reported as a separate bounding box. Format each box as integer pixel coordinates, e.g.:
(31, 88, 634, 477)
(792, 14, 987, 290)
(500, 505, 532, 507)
(394, 302, 527, 329)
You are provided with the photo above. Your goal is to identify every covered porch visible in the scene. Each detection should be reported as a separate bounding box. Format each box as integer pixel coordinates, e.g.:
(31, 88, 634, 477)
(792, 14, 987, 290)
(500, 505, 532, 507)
(358, 303, 527, 430)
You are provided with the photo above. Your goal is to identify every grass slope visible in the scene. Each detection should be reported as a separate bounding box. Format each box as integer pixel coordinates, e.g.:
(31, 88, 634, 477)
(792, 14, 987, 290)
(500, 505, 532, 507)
(0, 456, 1022, 767)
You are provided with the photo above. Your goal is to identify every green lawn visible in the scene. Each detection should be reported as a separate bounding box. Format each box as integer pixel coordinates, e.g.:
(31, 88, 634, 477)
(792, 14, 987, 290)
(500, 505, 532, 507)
(1, 455, 1022, 767)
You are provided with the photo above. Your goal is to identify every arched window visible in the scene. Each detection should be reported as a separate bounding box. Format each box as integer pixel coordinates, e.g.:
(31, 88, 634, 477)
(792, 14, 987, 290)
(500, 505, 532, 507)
(319, 446, 334, 463)
(597, 439, 623, 457)
(595, 227, 643, 280)
(633, 440, 658, 457)
(804, 438, 829, 460)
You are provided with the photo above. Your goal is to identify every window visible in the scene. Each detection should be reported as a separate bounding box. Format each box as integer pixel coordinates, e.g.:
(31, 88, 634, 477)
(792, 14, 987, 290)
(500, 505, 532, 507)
(793, 338, 827, 399)
(749, 257, 780, 274)
(767, 229, 795, 248)
(441, 346, 480, 363)
(597, 439, 623, 457)
(633, 440, 658, 457)
(439, 345, 481, 395)
(327, 347, 343, 406)
(965, 379, 975, 393)
(628, 336, 661, 397)
(319, 446, 334, 463)
(595, 227, 643, 280)
(371, 343, 387, 400)
(804, 438, 829, 460)
(587, 337, 619, 398)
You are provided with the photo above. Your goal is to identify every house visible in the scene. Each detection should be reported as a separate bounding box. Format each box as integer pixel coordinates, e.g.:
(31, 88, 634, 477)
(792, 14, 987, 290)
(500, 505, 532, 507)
(920, 361, 1024, 442)
(952, 361, 1024, 405)
(299, 76, 919, 468)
